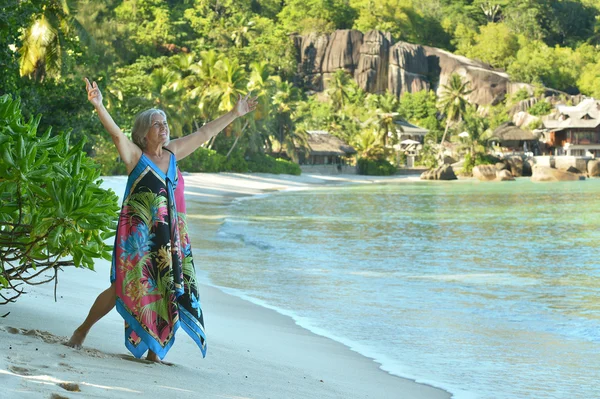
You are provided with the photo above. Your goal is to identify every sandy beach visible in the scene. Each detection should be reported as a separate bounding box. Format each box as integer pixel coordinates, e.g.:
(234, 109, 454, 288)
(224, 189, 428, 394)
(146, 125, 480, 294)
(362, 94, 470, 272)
(1, 172, 451, 399)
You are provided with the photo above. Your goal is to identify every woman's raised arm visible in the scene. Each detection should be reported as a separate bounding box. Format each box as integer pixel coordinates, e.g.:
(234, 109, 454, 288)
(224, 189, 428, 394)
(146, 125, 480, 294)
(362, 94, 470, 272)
(85, 78, 141, 172)
(166, 93, 257, 161)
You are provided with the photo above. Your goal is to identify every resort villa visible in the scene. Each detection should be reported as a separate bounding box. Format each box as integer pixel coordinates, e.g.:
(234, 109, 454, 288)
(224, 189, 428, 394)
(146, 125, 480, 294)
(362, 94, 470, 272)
(296, 130, 357, 174)
(542, 98, 600, 157)
(393, 120, 429, 167)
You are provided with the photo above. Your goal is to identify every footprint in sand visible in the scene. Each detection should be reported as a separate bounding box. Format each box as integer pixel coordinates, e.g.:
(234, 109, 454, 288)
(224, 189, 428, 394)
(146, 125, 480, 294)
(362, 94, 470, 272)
(3, 326, 66, 344)
(118, 354, 175, 366)
(8, 365, 32, 376)
(58, 382, 81, 392)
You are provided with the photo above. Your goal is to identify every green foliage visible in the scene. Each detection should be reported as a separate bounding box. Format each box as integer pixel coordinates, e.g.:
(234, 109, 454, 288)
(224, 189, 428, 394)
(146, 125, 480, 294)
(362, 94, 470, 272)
(0, 1, 35, 95)
(177, 147, 227, 173)
(525, 118, 543, 130)
(462, 152, 500, 175)
(511, 88, 531, 103)
(578, 59, 600, 98)
(463, 22, 519, 69)
(528, 101, 553, 116)
(18, 0, 89, 81)
(91, 135, 127, 176)
(6, 0, 600, 184)
(278, 0, 357, 33)
(487, 103, 510, 131)
(507, 38, 585, 92)
(352, 0, 446, 45)
(0, 95, 119, 304)
(247, 154, 301, 175)
(114, 0, 176, 53)
(357, 157, 396, 176)
(399, 90, 443, 133)
(222, 151, 249, 172)
(462, 152, 475, 175)
(416, 142, 438, 169)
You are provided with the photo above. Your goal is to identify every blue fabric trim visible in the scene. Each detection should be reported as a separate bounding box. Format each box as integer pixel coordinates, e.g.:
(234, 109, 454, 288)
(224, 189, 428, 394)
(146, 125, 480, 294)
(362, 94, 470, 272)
(115, 298, 179, 360)
(179, 306, 207, 358)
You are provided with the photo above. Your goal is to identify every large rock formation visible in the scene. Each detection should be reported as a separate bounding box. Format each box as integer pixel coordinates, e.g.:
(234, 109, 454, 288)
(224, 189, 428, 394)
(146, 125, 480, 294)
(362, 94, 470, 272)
(588, 159, 600, 177)
(473, 165, 515, 181)
(294, 29, 529, 106)
(531, 165, 585, 182)
(389, 42, 429, 97)
(355, 30, 391, 94)
(420, 165, 458, 180)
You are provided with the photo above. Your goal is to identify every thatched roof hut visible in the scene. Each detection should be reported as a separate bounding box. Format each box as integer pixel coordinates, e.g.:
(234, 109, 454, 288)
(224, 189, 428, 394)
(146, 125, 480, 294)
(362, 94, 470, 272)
(304, 131, 356, 156)
(491, 122, 537, 142)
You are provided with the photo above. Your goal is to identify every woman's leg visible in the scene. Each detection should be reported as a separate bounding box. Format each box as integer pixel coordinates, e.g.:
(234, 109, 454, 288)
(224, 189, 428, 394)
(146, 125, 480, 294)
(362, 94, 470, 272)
(66, 282, 116, 348)
(146, 350, 160, 363)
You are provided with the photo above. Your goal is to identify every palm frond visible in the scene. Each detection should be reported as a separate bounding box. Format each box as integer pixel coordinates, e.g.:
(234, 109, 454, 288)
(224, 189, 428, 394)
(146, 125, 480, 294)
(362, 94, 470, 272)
(140, 297, 171, 324)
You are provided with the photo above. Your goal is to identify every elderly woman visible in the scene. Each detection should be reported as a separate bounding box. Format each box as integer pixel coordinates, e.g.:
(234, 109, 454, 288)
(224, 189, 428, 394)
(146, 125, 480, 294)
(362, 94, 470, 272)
(67, 78, 256, 362)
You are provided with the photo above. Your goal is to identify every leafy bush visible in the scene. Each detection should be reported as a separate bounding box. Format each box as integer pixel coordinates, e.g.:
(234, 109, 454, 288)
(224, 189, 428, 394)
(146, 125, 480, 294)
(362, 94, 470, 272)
(247, 154, 301, 175)
(525, 118, 543, 131)
(462, 153, 501, 176)
(177, 147, 226, 173)
(357, 157, 396, 175)
(222, 151, 249, 172)
(92, 135, 127, 175)
(511, 88, 531, 103)
(178, 148, 301, 175)
(528, 101, 553, 116)
(0, 95, 119, 304)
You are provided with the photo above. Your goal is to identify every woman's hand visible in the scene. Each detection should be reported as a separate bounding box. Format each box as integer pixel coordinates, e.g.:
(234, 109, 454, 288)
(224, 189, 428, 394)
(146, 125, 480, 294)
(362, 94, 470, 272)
(234, 92, 258, 117)
(84, 77, 103, 108)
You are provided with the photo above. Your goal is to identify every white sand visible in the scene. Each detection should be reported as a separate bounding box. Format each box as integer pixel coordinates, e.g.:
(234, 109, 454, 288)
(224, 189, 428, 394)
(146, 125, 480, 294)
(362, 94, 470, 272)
(0, 173, 450, 399)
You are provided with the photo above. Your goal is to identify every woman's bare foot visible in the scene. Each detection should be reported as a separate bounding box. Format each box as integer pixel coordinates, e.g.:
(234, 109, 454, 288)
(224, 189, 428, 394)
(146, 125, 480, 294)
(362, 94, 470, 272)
(66, 327, 88, 349)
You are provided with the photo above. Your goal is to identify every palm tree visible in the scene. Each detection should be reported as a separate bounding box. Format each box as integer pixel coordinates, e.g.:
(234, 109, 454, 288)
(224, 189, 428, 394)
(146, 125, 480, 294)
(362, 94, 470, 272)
(364, 92, 403, 147)
(453, 105, 491, 156)
(19, 0, 89, 81)
(245, 61, 279, 154)
(226, 14, 257, 48)
(326, 69, 353, 112)
(270, 80, 302, 157)
(437, 73, 473, 161)
(144, 67, 191, 138)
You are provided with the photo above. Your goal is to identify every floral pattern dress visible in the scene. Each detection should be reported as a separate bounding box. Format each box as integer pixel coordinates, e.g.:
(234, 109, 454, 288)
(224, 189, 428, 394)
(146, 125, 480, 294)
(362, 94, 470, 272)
(111, 150, 206, 359)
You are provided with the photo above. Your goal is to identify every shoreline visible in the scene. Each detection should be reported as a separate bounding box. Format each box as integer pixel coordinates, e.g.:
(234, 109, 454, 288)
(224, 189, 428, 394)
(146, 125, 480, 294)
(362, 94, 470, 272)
(182, 172, 453, 398)
(0, 172, 452, 399)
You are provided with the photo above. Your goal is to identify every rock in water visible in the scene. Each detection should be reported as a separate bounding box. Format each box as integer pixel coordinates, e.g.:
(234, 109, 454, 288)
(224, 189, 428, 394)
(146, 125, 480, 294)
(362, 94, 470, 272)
(473, 165, 498, 181)
(587, 159, 600, 177)
(496, 169, 515, 181)
(505, 155, 524, 177)
(436, 165, 457, 180)
(531, 165, 584, 182)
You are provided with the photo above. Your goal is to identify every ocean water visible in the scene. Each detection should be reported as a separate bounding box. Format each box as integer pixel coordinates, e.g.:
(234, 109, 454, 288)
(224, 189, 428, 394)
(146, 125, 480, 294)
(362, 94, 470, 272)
(190, 178, 600, 399)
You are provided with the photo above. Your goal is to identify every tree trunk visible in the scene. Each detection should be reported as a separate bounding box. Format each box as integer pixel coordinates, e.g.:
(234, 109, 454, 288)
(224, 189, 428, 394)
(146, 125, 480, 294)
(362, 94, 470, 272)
(438, 121, 450, 163)
(226, 120, 249, 158)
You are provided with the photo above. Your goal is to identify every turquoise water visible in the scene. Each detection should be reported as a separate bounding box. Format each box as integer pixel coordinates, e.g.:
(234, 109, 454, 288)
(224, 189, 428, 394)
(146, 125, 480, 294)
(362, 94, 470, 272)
(192, 178, 600, 399)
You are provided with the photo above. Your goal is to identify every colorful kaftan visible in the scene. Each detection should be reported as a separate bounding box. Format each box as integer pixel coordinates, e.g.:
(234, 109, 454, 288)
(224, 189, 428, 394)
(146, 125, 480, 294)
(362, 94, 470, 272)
(111, 150, 206, 359)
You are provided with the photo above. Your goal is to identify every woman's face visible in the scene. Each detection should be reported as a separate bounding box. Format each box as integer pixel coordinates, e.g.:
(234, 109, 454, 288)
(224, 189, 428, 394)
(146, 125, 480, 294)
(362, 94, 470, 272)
(146, 114, 170, 148)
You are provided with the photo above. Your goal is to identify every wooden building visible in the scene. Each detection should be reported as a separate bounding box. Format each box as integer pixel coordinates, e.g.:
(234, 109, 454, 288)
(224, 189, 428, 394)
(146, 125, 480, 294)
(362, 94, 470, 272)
(542, 99, 600, 156)
(490, 122, 539, 154)
(394, 120, 429, 144)
(297, 131, 356, 165)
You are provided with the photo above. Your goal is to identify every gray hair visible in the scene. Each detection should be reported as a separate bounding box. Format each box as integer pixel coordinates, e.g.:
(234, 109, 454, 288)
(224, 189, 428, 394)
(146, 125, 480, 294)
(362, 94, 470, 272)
(131, 108, 167, 149)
